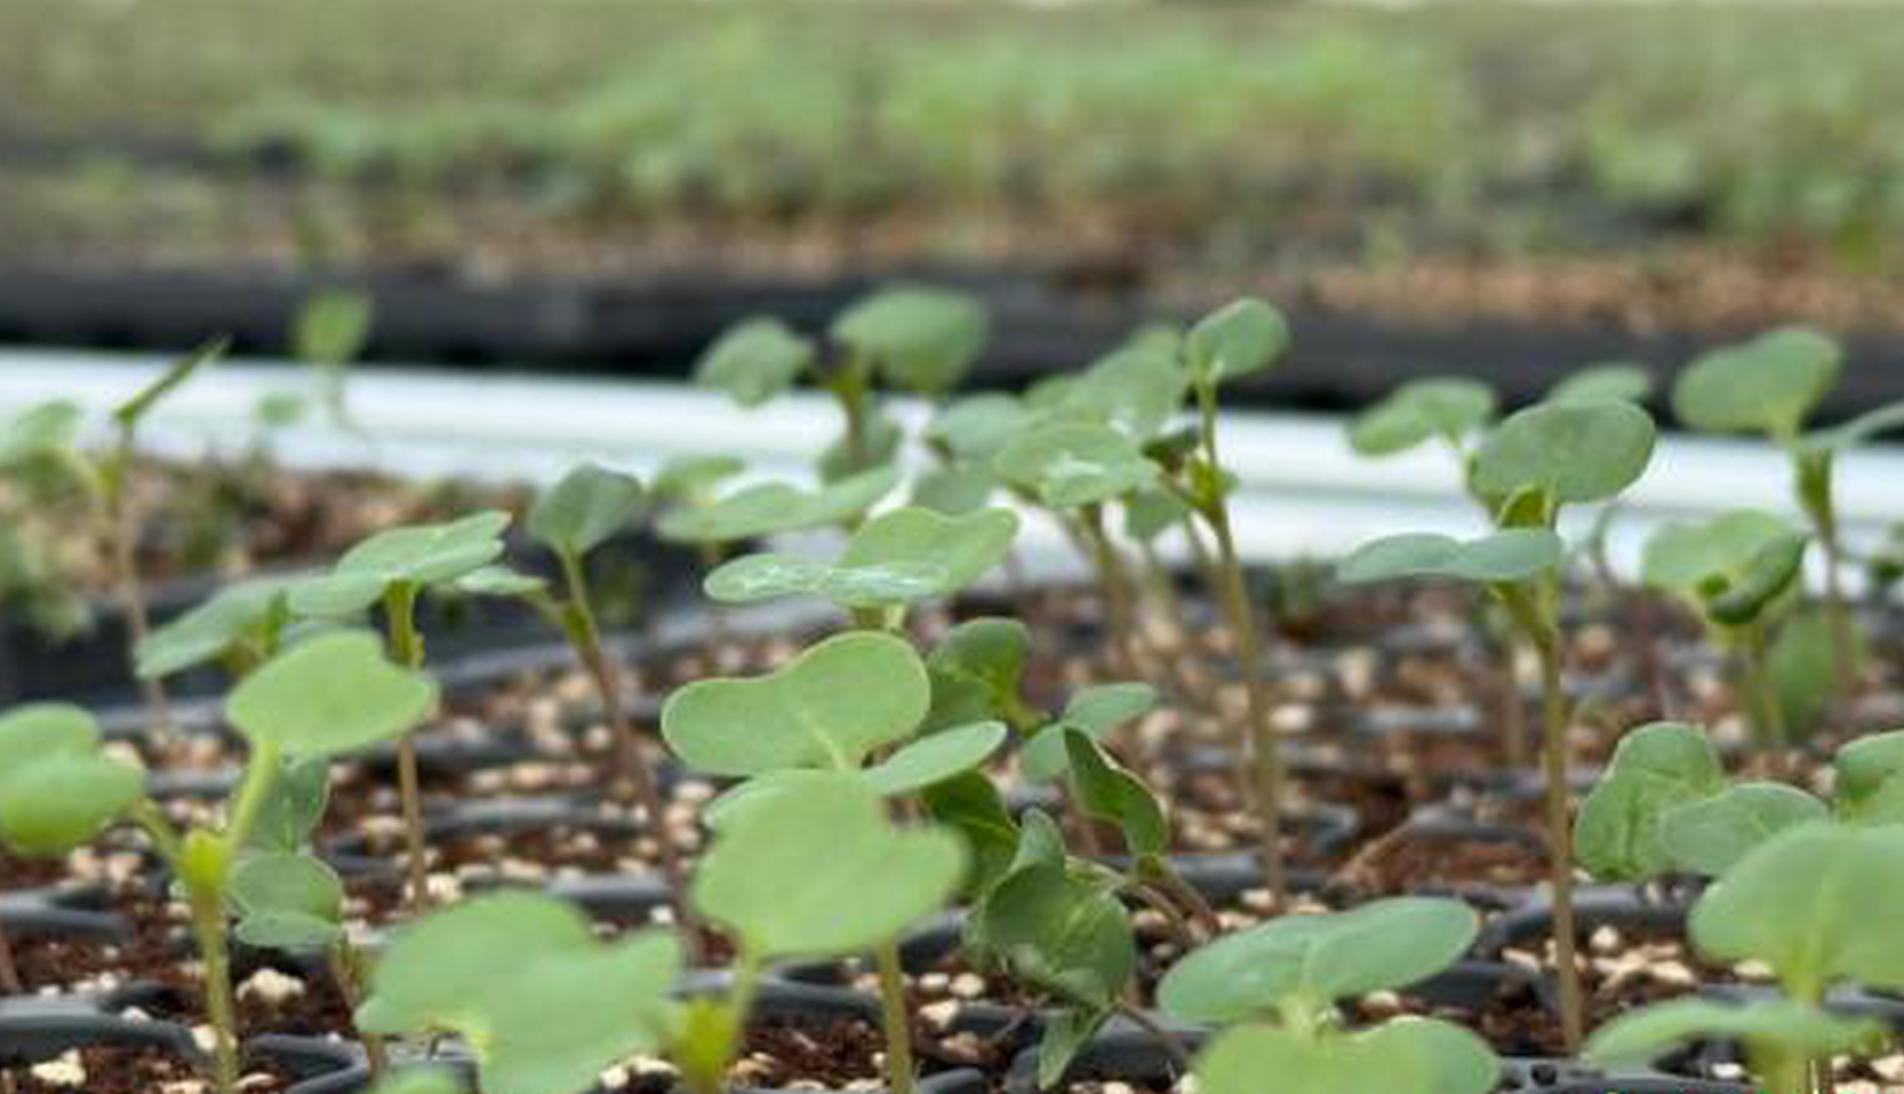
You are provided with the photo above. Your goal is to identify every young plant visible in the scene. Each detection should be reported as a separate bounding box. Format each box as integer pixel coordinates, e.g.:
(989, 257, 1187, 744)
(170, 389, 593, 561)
(0, 338, 226, 730)
(655, 464, 900, 558)
(661, 632, 1001, 1094)
(1640, 510, 1811, 767)
(695, 285, 987, 479)
(1584, 822, 1904, 1094)
(1673, 327, 1904, 696)
(1340, 394, 1656, 1052)
(686, 773, 967, 1094)
(291, 288, 374, 432)
(289, 510, 511, 909)
(355, 891, 680, 1094)
(1346, 376, 1497, 492)
(1159, 898, 1498, 1094)
(0, 631, 434, 1094)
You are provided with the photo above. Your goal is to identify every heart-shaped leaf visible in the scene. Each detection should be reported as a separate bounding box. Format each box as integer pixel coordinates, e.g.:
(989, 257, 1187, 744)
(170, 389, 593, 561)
(1057, 338, 1188, 441)
(1337, 529, 1563, 587)
(136, 577, 294, 680)
(1833, 730, 1904, 821)
(661, 631, 928, 776)
(1186, 298, 1289, 388)
(693, 773, 964, 958)
(1548, 363, 1653, 405)
(1061, 727, 1168, 858)
(1020, 682, 1157, 781)
(1641, 510, 1799, 600)
(1348, 378, 1496, 456)
(1691, 821, 1904, 996)
(230, 852, 346, 953)
(1659, 782, 1825, 876)
(357, 892, 680, 1094)
(1586, 998, 1883, 1069)
(926, 394, 1035, 464)
(969, 854, 1133, 1008)
(1704, 530, 1808, 627)
(704, 506, 1019, 609)
(1196, 1018, 1497, 1094)
(1159, 898, 1478, 1024)
(0, 703, 143, 856)
(994, 423, 1160, 509)
(291, 511, 512, 616)
(1471, 400, 1656, 507)
(226, 631, 437, 759)
(922, 772, 1021, 896)
(528, 463, 646, 559)
(830, 285, 988, 394)
(863, 721, 1008, 797)
(924, 617, 1033, 733)
(1673, 327, 1841, 441)
(0, 400, 82, 466)
(694, 317, 815, 407)
(655, 466, 898, 545)
(240, 756, 333, 854)
(1574, 722, 1727, 881)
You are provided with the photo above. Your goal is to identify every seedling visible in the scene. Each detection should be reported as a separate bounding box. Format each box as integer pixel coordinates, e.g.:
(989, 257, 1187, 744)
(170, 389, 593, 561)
(696, 285, 987, 479)
(1346, 376, 1497, 487)
(687, 773, 966, 1094)
(916, 392, 1034, 516)
(134, 576, 298, 681)
(1585, 821, 1904, 1094)
(290, 510, 511, 908)
(357, 891, 680, 1094)
(0, 338, 226, 730)
(655, 464, 899, 552)
(291, 288, 374, 432)
(1641, 510, 1811, 764)
(1160, 898, 1498, 1094)
(662, 632, 1000, 1094)
(1673, 327, 1904, 697)
(1340, 394, 1657, 1051)
(0, 631, 434, 1094)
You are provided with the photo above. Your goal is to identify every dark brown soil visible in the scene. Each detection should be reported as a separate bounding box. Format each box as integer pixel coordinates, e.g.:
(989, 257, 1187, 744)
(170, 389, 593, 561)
(2, 1044, 297, 1093)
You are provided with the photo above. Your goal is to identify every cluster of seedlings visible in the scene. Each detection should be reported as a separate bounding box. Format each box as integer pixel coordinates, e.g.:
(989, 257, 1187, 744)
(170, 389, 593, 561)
(3, 287, 1904, 1094)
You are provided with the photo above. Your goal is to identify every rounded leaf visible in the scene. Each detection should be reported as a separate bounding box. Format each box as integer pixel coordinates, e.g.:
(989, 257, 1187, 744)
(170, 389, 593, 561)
(1186, 298, 1289, 387)
(1673, 327, 1840, 440)
(1337, 529, 1562, 587)
(1586, 998, 1883, 1067)
(0, 753, 143, 856)
(136, 578, 292, 680)
(831, 285, 988, 394)
(705, 507, 1019, 609)
(693, 317, 814, 407)
(1548, 363, 1653, 405)
(862, 721, 1008, 797)
(1196, 1018, 1496, 1094)
(1659, 782, 1825, 876)
(993, 423, 1160, 509)
(656, 466, 898, 545)
(226, 631, 437, 759)
(1471, 400, 1656, 506)
(528, 463, 646, 558)
(1348, 378, 1496, 456)
(292, 511, 511, 615)
(1574, 722, 1727, 882)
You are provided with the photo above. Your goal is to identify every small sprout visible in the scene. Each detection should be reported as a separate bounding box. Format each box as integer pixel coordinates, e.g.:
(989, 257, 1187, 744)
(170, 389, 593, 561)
(1548, 362, 1653, 405)
(1470, 398, 1656, 509)
(993, 422, 1160, 509)
(1185, 297, 1289, 388)
(662, 630, 928, 776)
(357, 892, 680, 1094)
(655, 465, 899, 546)
(526, 462, 647, 560)
(1194, 1017, 1498, 1094)
(290, 510, 512, 618)
(1338, 529, 1564, 586)
(705, 505, 1019, 615)
(830, 284, 989, 396)
(693, 316, 815, 407)
(1159, 897, 1478, 1026)
(135, 577, 295, 680)
(1673, 327, 1840, 442)
(1587, 998, 1883, 1094)
(226, 630, 437, 759)
(1347, 378, 1497, 458)
(1573, 722, 1728, 881)
(293, 289, 373, 429)
(0, 703, 143, 857)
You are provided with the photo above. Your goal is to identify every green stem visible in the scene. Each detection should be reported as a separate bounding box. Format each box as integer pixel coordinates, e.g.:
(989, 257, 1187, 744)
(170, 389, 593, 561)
(1207, 503, 1286, 907)
(556, 552, 699, 956)
(186, 880, 241, 1094)
(874, 940, 918, 1094)
(381, 584, 432, 913)
(329, 943, 388, 1079)
(1078, 504, 1139, 680)
(1741, 621, 1789, 778)
(1533, 627, 1585, 1053)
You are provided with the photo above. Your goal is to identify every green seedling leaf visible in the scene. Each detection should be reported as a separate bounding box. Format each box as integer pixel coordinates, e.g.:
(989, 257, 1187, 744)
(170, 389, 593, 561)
(1159, 898, 1477, 1025)
(1673, 327, 1840, 440)
(528, 463, 646, 558)
(1061, 727, 1168, 858)
(1348, 378, 1496, 456)
(922, 771, 1021, 895)
(1548, 363, 1653, 405)
(1057, 338, 1189, 440)
(1585, 998, 1884, 1069)
(831, 285, 988, 394)
(694, 317, 815, 407)
(1471, 399, 1656, 506)
(926, 394, 1035, 463)
(1833, 730, 1904, 821)
(1703, 530, 1809, 627)
(136, 577, 293, 680)
(230, 852, 345, 953)
(970, 856, 1133, 1008)
(242, 756, 333, 854)
(705, 506, 1019, 609)
(1336, 529, 1563, 586)
(924, 617, 1034, 733)
(291, 511, 511, 616)
(912, 463, 997, 515)
(295, 290, 373, 366)
(1574, 722, 1727, 881)
(1020, 682, 1158, 781)
(693, 773, 964, 958)
(0, 400, 82, 466)
(655, 466, 898, 545)
(357, 892, 679, 1094)
(0, 703, 143, 856)
(1195, 1018, 1497, 1094)
(1806, 399, 1904, 455)
(1691, 822, 1904, 995)
(1772, 607, 1858, 743)
(1659, 782, 1825, 876)
(1036, 1007, 1113, 1091)
(1641, 510, 1799, 600)
(653, 454, 746, 505)
(663, 631, 928, 776)
(1186, 297, 1289, 388)
(1123, 487, 1191, 542)
(994, 422, 1159, 509)
(113, 337, 226, 429)
(226, 631, 437, 759)
(863, 721, 1008, 797)
(818, 408, 904, 483)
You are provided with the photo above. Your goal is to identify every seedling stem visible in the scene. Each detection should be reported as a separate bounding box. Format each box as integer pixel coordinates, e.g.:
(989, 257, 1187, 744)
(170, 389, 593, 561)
(875, 940, 919, 1094)
(381, 583, 432, 911)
